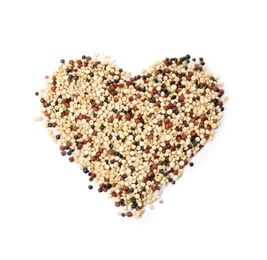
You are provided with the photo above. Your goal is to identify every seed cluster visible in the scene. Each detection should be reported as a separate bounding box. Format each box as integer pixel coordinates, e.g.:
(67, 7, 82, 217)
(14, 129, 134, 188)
(36, 54, 225, 218)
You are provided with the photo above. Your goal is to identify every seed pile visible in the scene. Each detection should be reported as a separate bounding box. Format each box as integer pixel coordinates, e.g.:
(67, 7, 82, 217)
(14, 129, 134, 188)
(36, 54, 225, 218)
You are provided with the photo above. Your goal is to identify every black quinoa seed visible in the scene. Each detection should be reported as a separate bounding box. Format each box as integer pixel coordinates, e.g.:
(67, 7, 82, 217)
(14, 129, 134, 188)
(83, 167, 89, 173)
(67, 150, 73, 156)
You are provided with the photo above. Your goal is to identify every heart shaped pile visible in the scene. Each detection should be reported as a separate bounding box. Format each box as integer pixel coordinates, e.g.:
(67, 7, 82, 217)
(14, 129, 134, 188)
(36, 54, 225, 218)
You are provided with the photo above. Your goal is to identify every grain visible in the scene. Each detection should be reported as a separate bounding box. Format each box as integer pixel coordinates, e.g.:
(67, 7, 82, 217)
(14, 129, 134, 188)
(35, 54, 226, 217)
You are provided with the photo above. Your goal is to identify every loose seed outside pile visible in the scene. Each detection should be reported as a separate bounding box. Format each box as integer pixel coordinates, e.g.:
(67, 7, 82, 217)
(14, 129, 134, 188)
(36, 54, 226, 218)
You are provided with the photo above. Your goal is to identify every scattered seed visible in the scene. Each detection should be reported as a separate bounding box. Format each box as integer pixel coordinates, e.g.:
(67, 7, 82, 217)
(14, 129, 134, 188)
(34, 116, 43, 122)
(126, 212, 133, 218)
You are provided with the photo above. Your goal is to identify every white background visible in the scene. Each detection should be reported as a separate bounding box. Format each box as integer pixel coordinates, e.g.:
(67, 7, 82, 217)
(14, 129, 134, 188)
(0, 0, 266, 259)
